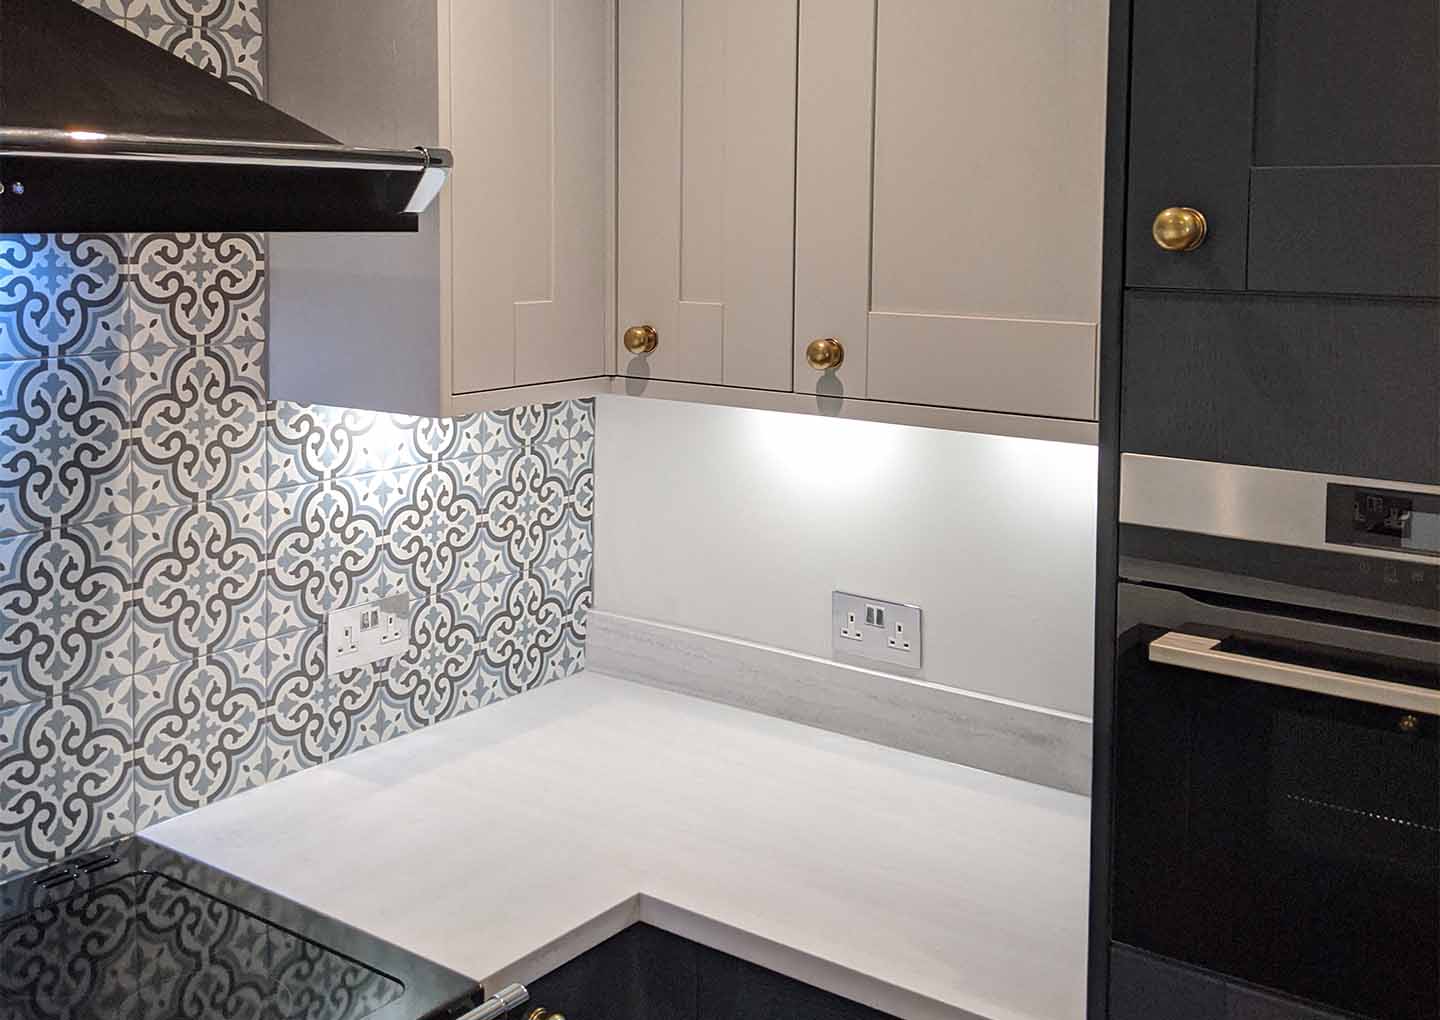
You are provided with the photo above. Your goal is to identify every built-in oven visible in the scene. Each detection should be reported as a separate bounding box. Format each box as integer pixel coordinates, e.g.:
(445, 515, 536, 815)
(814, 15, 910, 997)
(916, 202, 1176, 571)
(1108, 457, 1440, 1020)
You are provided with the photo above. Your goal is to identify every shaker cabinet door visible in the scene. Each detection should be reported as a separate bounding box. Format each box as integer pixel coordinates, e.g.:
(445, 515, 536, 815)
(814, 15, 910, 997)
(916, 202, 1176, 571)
(1127, 0, 1439, 298)
(448, 0, 610, 394)
(795, 0, 1109, 419)
(616, 0, 798, 390)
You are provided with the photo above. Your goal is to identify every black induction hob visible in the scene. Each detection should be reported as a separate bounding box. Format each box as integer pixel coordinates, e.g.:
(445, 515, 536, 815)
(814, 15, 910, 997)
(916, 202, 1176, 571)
(0, 838, 485, 1020)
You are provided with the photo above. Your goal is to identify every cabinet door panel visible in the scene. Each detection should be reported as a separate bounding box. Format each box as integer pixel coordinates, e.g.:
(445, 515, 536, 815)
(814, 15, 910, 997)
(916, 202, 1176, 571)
(1248, 167, 1440, 298)
(868, 314, 1099, 420)
(796, 0, 1108, 418)
(1125, 0, 1256, 291)
(448, 0, 608, 394)
(1127, 0, 1439, 298)
(617, 0, 797, 389)
(1121, 291, 1440, 483)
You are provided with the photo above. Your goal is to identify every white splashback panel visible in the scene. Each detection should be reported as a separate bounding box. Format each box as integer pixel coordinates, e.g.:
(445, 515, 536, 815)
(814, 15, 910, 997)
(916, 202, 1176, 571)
(594, 396, 1098, 716)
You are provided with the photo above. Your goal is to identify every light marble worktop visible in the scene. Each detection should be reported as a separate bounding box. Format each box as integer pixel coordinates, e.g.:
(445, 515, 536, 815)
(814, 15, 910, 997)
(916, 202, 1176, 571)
(147, 672, 1090, 1020)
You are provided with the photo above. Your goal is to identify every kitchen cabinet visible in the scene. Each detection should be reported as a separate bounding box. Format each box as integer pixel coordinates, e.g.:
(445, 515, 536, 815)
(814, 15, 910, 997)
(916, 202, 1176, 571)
(1120, 0, 1440, 482)
(267, 0, 611, 417)
(620, 0, 1108, 430)
(616, 0, 797, 390)
(794, 0, 1109, 420)
(268, 1, 1108, 441)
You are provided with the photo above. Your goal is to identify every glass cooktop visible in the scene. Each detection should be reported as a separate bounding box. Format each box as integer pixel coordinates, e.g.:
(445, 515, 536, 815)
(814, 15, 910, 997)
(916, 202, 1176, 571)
(0, 839, 483, 1020)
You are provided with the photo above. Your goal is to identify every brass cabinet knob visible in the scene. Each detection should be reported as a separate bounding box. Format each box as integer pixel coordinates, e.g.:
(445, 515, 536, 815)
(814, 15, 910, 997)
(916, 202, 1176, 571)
(1399, 713, 1419, 734)
(1152, 206, 1208, 252)
(805, 337, 845, 371)
(623, 324, 658, 355)
(526, 1010, 565, 1020)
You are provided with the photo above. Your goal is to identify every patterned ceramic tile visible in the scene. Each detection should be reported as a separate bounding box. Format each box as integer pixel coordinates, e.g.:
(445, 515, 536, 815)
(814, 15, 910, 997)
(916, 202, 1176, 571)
(0, 1, 595, 879)
(0, 676, 134, 877)
(0, 236, 127, 363)
(538, 400, 597, 487)
(132, 640, 278, 826)
(414, 456, 503, 591)
(267, 627, 394, 768)
(127, 233, 266, 348)
(395, 585, 488, 726)
(125, 0, 266, 98)
(128, 337, 267, 508)
(268, 474, 415, 636)
(480, 573, 571, 697)
(0, 521, 134, 709)
(482, 447, 570, 577)
(267, 405, 455, 489)
(130, 493, 268, 670)
(77, 0, 129, 23)
(0, 355, 133, 535)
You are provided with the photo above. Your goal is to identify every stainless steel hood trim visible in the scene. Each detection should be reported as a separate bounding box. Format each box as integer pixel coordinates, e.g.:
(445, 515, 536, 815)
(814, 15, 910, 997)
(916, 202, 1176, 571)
(1120, 453, 1440, 564)
(0, 128, 453, 173)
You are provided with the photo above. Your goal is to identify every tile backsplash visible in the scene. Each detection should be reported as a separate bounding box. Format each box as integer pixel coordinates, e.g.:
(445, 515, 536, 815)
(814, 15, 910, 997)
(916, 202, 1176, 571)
(0, 0, 594, 877)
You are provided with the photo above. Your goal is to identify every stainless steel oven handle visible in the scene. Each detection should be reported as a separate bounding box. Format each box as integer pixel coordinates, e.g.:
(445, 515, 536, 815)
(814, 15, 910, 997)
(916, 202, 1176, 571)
(1148, 631, 1440, 716)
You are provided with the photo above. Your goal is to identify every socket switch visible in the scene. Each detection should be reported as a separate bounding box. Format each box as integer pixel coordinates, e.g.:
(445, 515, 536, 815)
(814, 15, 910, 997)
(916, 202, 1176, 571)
(831, 591, 922, 669)
(328, 594, 409, 674)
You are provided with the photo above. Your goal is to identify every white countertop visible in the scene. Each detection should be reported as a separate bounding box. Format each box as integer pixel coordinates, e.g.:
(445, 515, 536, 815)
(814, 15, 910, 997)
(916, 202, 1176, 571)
(147, 672, 1090, 1020)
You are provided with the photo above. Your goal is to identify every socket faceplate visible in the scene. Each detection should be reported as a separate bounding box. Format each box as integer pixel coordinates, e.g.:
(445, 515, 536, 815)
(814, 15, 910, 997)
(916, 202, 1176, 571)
(831, 591, 922, 670)
(328, 594, 409, 674)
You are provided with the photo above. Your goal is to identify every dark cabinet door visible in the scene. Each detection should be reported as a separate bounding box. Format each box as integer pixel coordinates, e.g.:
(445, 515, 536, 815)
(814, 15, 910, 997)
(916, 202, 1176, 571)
(1127, 0, 1439, 298)
(1121, 0, 1440, 482)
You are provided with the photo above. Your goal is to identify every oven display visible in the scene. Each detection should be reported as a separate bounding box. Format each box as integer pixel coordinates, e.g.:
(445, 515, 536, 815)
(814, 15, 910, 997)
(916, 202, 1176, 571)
(1326, 484, 1440, 557)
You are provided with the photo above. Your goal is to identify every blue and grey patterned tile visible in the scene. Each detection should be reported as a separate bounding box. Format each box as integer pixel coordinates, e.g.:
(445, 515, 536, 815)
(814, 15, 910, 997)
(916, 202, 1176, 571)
(132, 640, 275, 826)
(479, 573, 569, 697)
(538, 399, 596, 487)
(268, 405, 432, 488)
(424, 456, 503, 590)
(267, 627, 395, 767)
(77, 0, 129, 23)
(337, 464, 435, 599)
(0, 675, 134, 878)
(127, 233, 266, 348)
(400, 585, 488, 725)
(453, 407, 524, 461)
(536, 510, 593, 611)
(0, 236, 127, 363)
(267, 481, 395, 636)
(125, 0, 266, 98)
(130, 493, 269, 671)
(127, 338, 267, 509)
(0, 521, 134, 709)
(0, 355, 133, 535)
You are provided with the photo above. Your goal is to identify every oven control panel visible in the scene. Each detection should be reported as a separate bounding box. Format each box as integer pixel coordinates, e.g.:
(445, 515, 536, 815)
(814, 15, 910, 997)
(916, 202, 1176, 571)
(1326, 484, 1440, 558)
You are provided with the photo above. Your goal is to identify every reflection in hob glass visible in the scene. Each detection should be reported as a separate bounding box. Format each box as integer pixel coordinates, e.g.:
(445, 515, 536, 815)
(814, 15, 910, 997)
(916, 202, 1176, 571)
(0, 872, 403, 1020)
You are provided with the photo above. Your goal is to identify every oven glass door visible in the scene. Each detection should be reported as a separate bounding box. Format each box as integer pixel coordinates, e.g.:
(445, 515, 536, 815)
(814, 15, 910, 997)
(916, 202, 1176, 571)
(1112, 626, 1439, 1020)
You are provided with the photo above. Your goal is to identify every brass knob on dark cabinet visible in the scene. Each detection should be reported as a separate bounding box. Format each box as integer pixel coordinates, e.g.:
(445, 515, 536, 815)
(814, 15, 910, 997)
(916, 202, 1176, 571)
(1399, 713, 1419, 734)
(1152, 206, 1208, 252)
(526, 1009, 565, 1020)
(623, 324, 658, 355)
(805, 337, 844, 371)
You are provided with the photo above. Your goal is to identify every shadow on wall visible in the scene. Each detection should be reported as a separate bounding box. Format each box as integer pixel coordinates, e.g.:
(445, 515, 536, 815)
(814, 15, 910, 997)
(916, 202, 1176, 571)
(0, 0, 595, 880)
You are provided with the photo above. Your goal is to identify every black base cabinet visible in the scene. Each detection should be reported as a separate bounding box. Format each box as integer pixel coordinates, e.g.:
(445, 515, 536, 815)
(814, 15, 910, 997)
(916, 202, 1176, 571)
(1111, 946, 1374, 1020)
(524, 925, 900, 1020)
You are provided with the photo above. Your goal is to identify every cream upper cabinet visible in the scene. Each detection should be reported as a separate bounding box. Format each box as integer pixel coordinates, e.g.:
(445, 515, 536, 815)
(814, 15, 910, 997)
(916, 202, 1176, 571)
(794, 0, 1109, 420)
(268, 0, 611, 417)
(616, 0, 797, 390)
(448, 0, 610, 397)
(269, 1, 1107, 439)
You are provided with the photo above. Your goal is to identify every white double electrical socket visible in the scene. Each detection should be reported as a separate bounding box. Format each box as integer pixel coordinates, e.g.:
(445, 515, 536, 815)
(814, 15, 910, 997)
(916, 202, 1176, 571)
(832, 591, 922, 670)
(328, 594, 409, 674)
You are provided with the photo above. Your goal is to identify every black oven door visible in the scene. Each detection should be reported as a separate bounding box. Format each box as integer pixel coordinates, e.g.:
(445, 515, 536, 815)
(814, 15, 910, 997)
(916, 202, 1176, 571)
(1112, 591, 1439, 1020)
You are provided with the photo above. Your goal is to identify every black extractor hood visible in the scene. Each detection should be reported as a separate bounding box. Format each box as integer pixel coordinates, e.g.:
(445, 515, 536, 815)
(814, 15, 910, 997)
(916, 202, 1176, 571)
(0, 0, 451, 232)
